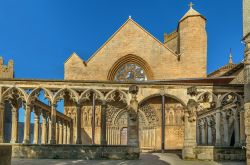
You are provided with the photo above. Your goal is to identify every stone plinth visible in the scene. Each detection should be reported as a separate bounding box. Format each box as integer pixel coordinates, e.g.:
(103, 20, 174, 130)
(0, 144, 12, 165)
(11, 144, 140, 160)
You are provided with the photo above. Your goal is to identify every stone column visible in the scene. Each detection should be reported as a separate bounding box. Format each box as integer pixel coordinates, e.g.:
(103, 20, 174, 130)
(127, 85, 139, 147)
(215, 110, 221, 146)
(100, 100, 107, 145)
(10, 105, 18, 143)
(200, 120, 206, 145)
(240, 109, 246, 145)
(207, 118, 213, 145)
(76, 104, 82, 144)
(41, 112, 47, 144)
(63, 122, 67, 144)
(222, 112, 229, 146)
(196, 123, 200, 145)
(59, 121, 63, 144)
(67, 122, 71, 144)
(0, 103, 5, 143)
(47, 116, 51, 144)
(23, 104, 31, 144)
(33, 107, 41, 144)
(182, 99, 197, 160)
(56, 121, 59, 144)
(161, 94, 165, 153)
(234, 111, 240, 147)
(49, 104, 56, 144)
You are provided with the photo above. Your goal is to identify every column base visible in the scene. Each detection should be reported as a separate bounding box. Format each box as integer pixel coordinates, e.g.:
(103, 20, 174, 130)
(76, 139, 82, 144)
(49, 139, 56, 144)
(101, 140, 107, 145)
(22, 139, 30, 144)
(215, 143, 221, 147)
(10, 139, 18, 144)
(182, 147, 196, 160)
(0, 138, 4, 143)
(234, 143, 240, 147)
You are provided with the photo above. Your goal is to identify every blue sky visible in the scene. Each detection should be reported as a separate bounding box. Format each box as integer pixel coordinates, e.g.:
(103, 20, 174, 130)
(0, 0, 244, 79)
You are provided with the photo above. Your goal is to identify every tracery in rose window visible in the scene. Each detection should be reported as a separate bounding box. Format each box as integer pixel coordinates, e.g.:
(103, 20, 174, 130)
(114, 63, 147, 81)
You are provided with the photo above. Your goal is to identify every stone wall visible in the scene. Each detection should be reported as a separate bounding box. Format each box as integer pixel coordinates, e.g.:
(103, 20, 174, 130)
(195, 146, 245, 161)
(65, 16, 207, 81)
(0, 145, 12, 165)
(11, 144, 140, 160)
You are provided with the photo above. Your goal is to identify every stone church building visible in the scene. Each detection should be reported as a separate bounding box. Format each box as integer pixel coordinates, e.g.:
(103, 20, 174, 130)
(0, 2, 249, 161)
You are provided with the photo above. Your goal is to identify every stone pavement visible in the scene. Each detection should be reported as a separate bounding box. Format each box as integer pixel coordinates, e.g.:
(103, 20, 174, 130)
(12, 153, 246, 165)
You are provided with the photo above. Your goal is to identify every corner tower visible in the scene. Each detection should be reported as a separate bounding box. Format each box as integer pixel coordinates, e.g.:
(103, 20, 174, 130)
(0, 57, 14, 79)
(178, 3, 207, 77)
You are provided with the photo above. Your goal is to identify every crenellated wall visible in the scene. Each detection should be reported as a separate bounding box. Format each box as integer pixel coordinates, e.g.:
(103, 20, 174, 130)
(0, 57, 14, 79)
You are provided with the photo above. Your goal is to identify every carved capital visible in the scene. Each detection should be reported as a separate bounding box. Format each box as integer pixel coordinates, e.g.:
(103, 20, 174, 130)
(187, 86, 198, 96)
(129, 85, 139, 95)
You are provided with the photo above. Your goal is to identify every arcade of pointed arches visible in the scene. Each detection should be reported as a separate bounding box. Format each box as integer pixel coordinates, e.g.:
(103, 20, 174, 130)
(0, 85, 244, 150)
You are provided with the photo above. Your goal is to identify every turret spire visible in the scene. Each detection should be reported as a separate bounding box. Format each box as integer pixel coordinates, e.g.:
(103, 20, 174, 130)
(229, 48, 233, 64)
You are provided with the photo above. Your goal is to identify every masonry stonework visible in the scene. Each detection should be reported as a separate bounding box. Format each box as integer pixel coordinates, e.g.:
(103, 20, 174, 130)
(0, 3, 248, 163)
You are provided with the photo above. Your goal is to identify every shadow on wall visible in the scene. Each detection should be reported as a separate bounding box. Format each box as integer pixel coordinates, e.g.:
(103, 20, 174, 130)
(81, 128, 92, 144)
(12, 154, 170, 165)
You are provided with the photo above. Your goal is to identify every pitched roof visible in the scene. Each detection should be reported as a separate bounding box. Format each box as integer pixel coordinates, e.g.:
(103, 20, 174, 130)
(208, 63, 242, 77)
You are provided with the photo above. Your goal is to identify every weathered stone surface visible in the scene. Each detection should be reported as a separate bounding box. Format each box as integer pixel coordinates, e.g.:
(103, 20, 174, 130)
(11, 144, 140, 160)
(0, 144, 12, 165)
(195, 146, 246, 161)
(65, 11, 207, 80)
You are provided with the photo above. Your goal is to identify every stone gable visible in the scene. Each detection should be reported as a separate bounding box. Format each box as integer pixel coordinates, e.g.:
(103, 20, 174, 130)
(65, 16, 207, 80)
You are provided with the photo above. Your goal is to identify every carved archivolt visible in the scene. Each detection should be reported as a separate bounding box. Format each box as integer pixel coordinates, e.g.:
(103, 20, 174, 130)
(105, 89, 129, 105)
(27, 87, 52, 105)
(53, 88, 79, 105)
(219, 92, 243, 107)
(2, 87, 27, 108)
(79, 89, 104, 103)
(197, 92, 218, 111)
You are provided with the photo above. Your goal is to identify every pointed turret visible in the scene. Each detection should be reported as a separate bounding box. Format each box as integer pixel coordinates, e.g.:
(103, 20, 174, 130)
(178, 3, 207, 78)
(179, 2, 205, 22)
(229, 49, 233, 64)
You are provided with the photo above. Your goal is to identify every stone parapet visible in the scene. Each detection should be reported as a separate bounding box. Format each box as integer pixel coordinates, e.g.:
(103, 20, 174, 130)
(0, 144, 12, 165)
(11, 144, 140, 160)
(195, 146, 245, 161)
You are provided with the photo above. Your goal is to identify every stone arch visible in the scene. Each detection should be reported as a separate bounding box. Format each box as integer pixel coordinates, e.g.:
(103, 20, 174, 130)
(139, 93, 187, 108)
(105, 89, 129, 105)
(138, 93, 185, 149)
(196, 91, 218, 111)
(79, 88, 104, 104)
(107, 54, 154, 81)
(53, 88, 79, 105)
(218, 92, 243, 107)
(26, 87, 53, 105)
(197, 91, 218, 103)
(2, 86, 28, 103)
(111, 108, 149, 126)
